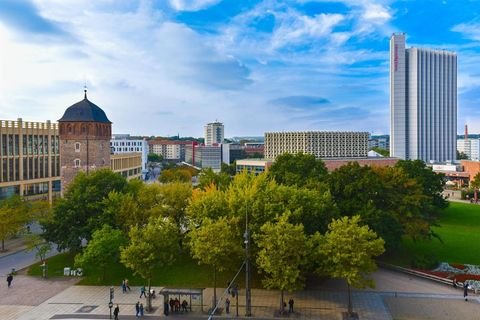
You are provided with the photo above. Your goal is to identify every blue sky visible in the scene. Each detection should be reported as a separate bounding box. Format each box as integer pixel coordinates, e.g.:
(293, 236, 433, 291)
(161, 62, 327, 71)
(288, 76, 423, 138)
(0, 0, 479, 137)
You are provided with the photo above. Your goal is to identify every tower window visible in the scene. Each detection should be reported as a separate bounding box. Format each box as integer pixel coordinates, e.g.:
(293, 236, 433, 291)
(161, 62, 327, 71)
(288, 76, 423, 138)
(74, 159, 81, 168)
(75, 142, 81, 152)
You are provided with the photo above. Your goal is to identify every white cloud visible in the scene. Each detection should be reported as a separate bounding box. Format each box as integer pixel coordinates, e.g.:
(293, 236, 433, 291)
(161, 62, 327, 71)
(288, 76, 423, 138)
(168, 0, 221, 11)
(271, 11, 345, 49)
(452, 22, 480, 41)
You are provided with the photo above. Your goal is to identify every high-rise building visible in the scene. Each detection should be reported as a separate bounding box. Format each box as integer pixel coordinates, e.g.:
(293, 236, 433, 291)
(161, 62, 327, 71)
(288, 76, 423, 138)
(390, 33, 457, 162)
(264, 131, 369, 160)
(111, 135, 148, 171)
(204, 121, 224, 146)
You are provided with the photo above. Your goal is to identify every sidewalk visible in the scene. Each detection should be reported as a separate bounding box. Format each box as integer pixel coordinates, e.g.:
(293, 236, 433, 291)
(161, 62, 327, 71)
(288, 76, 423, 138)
(0, 235, 28, 259)
(2, 269, 480, 320)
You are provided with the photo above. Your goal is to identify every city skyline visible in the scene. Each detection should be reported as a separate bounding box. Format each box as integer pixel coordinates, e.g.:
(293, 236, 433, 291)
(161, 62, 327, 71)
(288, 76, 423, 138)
(1, 0, 480, 137)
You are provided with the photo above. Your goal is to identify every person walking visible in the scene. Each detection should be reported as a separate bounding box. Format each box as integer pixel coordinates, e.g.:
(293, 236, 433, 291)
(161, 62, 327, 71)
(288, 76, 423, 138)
(140, 303, 144, 317)
(225, 297, 230, 314)
(125, 279, 131, 292)
(122, 279, 127, 293)
(139, 286, 147, 298)
(135, 301, 140, 317)
(6, 274, 13, 288)
(288, 298, 294, 313)
(464, 282, 469, 301)
(113, 305, 120, 320)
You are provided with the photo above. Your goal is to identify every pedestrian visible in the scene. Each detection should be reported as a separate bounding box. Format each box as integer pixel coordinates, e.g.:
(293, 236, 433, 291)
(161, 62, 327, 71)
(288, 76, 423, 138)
(164, 301, 169, 316)
(135, 301, 140, 317)
(113, 304, 120, 320)
(182, 300, 188, 312)
(125, 279, 131, 291)
(139, 286, 147, 298)
(6, 273, 13, 288)
(174, 298, 180, 312)
(169, 298, 175, 313)
(140, 303, 144, 317)
(288, 298, 294, 313)
(122, 279, 127, 293)
(225, 297, 230, 314)
(464, 282, 469, 301)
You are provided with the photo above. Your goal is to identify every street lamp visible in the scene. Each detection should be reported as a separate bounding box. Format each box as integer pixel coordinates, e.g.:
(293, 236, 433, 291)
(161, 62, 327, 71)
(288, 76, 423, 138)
(244, 207, 252, 317)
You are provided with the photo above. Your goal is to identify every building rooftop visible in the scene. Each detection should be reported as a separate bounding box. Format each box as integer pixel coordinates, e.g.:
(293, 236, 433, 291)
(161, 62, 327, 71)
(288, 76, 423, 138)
(59, 90, 111, 123)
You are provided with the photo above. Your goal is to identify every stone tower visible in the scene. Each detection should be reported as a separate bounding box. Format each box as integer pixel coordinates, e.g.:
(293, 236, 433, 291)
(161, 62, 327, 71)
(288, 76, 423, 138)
(58, 90, 112, 193)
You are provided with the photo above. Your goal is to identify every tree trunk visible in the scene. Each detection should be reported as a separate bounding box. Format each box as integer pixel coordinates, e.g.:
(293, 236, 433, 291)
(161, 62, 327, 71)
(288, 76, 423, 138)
(213, 265, 217, 308)
(347, 283, 353, 317)
(147, 278, 152, 312)
(280, 290, 284, 314)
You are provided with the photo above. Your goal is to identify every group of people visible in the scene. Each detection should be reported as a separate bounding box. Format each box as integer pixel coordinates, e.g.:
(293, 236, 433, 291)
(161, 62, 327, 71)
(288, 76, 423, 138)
(110, 302, 145, 319)
(168, 297, 189, 313)
(282, 298, 295, 313)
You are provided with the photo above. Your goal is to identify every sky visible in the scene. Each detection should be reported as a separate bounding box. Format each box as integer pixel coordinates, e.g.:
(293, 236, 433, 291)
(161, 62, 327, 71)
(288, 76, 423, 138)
(1, 0, 480, 138)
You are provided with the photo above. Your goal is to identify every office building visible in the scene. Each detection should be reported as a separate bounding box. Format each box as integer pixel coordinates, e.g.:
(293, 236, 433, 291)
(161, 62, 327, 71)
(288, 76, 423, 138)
(264, 131, 369, 160)
(390, 33, 457, 162)
(0, 118, 61, 201)
(185, 143, 222, 171)
(111, 135, 148, 171)
(222, 143, 245, 164)
(204, 121, 224, 146)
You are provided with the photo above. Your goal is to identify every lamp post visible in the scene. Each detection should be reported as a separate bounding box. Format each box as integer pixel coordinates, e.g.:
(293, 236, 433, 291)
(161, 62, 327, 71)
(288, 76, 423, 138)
(109, 287, 114, 319)
(244, 206, 252, 317)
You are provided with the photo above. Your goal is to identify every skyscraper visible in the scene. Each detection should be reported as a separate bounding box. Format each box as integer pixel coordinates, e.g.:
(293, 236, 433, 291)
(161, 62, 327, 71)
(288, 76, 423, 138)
(204, 121, 224, 146)
(390, 33, 457, 162)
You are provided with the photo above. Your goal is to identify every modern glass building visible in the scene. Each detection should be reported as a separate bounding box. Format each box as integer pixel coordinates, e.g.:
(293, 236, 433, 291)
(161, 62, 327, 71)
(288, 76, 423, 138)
(390, 33, 457, 162)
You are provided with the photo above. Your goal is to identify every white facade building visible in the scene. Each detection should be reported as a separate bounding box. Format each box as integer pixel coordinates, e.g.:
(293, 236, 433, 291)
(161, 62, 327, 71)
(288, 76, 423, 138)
(390, 33, 457, 162)
(204, 122, 224, 146)
(264, 131, 369, 160)
(110, 135, 148, 170)
(457, 139, 480, 160)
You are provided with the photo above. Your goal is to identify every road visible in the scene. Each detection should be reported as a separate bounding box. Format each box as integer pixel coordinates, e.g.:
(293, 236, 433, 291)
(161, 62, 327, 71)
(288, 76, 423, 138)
(0, 247, 58, 277)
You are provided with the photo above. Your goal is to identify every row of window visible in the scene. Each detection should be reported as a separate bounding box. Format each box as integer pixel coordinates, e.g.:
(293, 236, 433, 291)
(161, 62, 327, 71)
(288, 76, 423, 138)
(0, 156, 60, 183)
(0, 134, 60, 156)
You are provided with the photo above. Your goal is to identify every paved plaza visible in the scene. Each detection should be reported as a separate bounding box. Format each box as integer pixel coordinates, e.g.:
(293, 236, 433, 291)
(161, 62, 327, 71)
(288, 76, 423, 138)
(1, 268, 480, 320)
(0, 233, 479, 320)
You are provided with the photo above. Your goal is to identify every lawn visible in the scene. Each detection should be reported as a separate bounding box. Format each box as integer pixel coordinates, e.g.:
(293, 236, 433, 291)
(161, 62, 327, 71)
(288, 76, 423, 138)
(383, 201, 480, 266)
(28, 250, 263, 288)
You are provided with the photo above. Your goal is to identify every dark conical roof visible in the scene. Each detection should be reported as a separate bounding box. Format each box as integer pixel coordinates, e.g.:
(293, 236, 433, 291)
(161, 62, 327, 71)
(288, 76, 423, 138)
(59, 91, 111, 123)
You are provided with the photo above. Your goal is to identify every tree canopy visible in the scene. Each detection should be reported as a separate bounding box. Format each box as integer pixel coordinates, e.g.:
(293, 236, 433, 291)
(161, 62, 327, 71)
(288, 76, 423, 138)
(315, 215, 385, 316)
(0, 195, 31, 251)
(255, 212, 310, 313)
(268, 153, 328, 188)
(42, 169, 127, 252)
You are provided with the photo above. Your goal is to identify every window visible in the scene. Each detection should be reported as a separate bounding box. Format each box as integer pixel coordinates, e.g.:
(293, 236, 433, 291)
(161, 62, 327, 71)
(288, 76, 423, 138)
(75, 142, 81, 152)
(74, 159, 81, 168)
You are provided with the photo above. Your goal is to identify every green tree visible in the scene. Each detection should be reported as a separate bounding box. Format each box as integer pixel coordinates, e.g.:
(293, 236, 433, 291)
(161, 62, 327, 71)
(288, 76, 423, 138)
(25, 234, 52, 263)
(221, 161, 237, 176)
(457, 150, 468, 160)
(159, 168, 193, 183)
(395, 159, 448, 211)
(268, 153, 328, 188)
(371, 147, 389, 157)
(198, 168, 231, 190)
(75, 225, 125, 281)
(315, 215, 385, 318)
(187, 216, 243, 307)
(0, 195, 31, 251)
(255, 213, 310, 314)
(147, 153, 163, 162)
(43, 169, 127, 252)
(121, 216, 179, 311)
